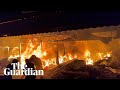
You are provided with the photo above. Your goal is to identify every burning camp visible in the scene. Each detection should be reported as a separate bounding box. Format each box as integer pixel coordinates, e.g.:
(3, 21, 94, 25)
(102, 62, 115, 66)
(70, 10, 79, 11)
(1, 11, 120, 79)
(0, 24, 120, 79)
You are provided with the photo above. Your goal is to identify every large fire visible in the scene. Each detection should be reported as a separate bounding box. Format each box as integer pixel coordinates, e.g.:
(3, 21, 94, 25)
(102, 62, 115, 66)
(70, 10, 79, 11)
(4, 37, 111, 69)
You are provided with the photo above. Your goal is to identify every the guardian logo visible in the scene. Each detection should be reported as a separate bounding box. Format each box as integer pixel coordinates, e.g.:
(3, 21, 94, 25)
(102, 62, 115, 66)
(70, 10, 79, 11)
(4, 62, 44, 76)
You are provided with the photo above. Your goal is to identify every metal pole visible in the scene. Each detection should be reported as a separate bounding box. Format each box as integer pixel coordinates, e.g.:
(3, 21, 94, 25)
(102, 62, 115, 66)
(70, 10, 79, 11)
(41, 41, 43, 52)
(19, 38, 22, 62)
(19, 43, 21, 57)
(3, 47, 4, 57)
(56, 40, 59, 65)
(7, 46, 9, 57)
(63, 42, 65, 56)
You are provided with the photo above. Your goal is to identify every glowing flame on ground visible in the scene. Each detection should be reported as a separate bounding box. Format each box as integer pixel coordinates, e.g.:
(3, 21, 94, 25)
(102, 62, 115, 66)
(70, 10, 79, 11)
(106, 52, 111, 57)
(8, 55, 19, 60)
(59, 56, 64, 64)
(86, 58, 93, 65)
(42, 60, 50, 70)
(98, 53, 103, 60)
(58, 55, 67, 64)
(44, 60, 49, 67)
(68, 53, 73, 60)
(74, 54, 77, 58)
(84, 50, 93, 65)
(98, 52, 112, 60)
(85, 50, 90, 58)
(103, 52, 111, 60)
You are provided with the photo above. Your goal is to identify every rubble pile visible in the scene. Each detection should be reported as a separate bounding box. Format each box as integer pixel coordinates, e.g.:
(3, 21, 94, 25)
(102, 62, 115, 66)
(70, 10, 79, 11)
(44, 59, 120, 79)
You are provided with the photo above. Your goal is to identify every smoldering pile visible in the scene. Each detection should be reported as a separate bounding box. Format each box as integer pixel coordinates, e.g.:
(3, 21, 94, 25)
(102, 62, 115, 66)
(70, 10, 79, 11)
(44, 58, 120, 79)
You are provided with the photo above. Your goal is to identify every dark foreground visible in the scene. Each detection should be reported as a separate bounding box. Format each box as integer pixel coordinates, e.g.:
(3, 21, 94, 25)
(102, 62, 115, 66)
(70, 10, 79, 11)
(44, 59, 120, 79)
(0, 58, 120, 79)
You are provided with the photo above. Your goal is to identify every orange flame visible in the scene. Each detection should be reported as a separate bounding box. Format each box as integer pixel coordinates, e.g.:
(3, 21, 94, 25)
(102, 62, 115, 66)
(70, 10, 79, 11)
(8, 40, 48, 69)
(103, 52, 111, 59)
(68, 53, 73, 60)
(8, 39, 112, 69)
(97, 52, 112, 60)
(84, 50, 93, 65)
(98, 53, 103, 60)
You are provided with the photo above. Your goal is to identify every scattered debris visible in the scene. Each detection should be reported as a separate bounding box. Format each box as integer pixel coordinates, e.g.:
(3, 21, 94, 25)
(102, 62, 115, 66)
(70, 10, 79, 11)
(44, 59, 120, 79)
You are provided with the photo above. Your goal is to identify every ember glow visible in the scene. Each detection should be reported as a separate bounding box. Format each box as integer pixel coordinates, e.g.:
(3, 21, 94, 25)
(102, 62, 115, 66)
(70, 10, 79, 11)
(68, 53, 74, 60)
(97, 52, 111, 60)
(98, 53, 103, 60)
(44, 60, 49, 68)
(103, 52, 112, 59)
(59, 55, 65, 64)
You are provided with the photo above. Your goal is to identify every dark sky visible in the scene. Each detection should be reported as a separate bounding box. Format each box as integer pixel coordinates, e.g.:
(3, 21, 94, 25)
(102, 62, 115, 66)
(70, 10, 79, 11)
(0, 11, 120, 36)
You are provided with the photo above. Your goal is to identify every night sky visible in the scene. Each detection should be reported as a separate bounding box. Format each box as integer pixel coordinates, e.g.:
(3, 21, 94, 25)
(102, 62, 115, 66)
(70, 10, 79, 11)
(0, 11, 120, 36)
